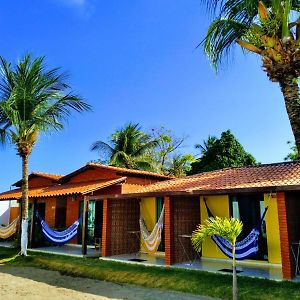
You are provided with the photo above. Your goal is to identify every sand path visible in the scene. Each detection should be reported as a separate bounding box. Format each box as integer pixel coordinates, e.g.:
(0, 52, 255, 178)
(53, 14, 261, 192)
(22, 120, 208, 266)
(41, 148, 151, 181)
(0, 266, 215, 300)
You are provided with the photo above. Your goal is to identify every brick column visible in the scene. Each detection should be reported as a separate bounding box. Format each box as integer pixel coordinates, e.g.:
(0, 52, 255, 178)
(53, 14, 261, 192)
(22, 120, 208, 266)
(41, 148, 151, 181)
(45, 198, 56, 227)
(102, 198, 111, 257)
(277, 192, 293, 279)
(164, 196, 174, 266)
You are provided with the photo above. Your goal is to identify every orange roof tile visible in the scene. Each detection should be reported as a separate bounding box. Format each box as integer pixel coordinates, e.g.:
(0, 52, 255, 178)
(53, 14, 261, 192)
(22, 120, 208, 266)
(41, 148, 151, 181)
(130, 162, 300, 195)
(31, 172, 63, 181)
(0, 177, 127, 200)
(59, 163, 170, 183)
(13, 172, 63, 187)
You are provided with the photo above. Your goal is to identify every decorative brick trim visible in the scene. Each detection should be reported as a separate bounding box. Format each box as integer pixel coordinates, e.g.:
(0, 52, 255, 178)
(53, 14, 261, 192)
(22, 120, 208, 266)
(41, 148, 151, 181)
(102, 198, 111, 257)
(164, 196, 174, 266)
(277, 192, 293, 279)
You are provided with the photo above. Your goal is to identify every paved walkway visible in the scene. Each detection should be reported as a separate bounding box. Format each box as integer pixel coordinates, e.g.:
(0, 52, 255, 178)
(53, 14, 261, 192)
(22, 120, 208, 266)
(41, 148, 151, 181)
(0, 266, 216, 300)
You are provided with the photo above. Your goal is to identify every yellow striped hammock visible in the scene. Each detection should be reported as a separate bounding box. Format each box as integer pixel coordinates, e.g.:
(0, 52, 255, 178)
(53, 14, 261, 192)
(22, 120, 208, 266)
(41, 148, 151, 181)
(0, 217, 19, 239)
(139, 206, 164, 254)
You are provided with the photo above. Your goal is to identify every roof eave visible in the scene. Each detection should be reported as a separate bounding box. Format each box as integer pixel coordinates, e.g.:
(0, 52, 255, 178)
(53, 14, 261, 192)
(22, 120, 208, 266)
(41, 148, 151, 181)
(86, 184, 300, 200)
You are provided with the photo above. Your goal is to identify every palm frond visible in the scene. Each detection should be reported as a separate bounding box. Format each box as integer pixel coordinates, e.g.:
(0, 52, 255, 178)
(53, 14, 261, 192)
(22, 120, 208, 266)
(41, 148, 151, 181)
(191, 217, 243, 252)
(204, 18, 248, 69)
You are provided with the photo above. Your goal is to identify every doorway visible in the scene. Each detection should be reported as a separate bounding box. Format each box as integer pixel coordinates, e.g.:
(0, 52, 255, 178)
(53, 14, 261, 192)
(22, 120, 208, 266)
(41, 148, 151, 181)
(78, 200, 103, 245)
(230, 194, 268, 261)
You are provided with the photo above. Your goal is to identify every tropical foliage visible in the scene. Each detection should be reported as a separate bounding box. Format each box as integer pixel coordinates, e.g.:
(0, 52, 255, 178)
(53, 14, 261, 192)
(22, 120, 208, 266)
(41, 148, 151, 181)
(0, 54, 91, 255)
(90, 123, 158, 170)
(189, 130, 256, 174)
(202, 0, 300, 153)
(91, 124, 195, 176)
(284, 140, 300, 160)
(167, 153, 195, 177)
(192, 217, 243, 300)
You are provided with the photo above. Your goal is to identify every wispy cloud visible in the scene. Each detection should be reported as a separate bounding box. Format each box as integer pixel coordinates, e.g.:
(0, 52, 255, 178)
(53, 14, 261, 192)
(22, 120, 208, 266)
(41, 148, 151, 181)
(61, 0, 86, 7)
(54, 0, 95, 18)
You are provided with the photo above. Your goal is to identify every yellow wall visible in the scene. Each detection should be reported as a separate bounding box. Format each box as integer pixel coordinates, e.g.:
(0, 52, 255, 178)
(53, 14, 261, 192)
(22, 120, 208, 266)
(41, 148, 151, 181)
(140, 197, 157, 252)
(264, 193, 282, 264)
(200, 195, 230, 259)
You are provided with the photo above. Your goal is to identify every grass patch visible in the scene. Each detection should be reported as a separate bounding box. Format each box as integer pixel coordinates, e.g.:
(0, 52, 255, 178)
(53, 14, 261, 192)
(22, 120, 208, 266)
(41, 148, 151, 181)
(0, 247, 299, 300)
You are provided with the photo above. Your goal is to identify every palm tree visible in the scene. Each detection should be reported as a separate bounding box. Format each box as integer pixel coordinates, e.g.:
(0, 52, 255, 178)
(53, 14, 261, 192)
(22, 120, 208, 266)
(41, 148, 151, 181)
(0, 54, 91, 255)
(91, 123, 158, 170)
(202, 0, 300, 152)
(167, 153, 195, 177)
(195, 135, 217, 155)
(192, 217, 243, 300)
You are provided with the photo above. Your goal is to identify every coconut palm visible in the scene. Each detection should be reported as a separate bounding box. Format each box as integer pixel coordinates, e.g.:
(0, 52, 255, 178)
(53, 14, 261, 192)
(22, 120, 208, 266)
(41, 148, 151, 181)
(192, 217, 243, 300)
(91, 123, 158, 170)
(167, 153, 195, 177)
(202, 0, 300, 152)
(0, 54, 91, 255)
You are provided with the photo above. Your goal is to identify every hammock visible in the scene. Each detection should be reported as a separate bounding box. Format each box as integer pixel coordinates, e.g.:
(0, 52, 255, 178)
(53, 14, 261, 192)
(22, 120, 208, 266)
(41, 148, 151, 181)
(0, 217, 19, 239)
(204, 201, 268, 260)
(36, 211, 82, 246)
(139, 205, 164, 254)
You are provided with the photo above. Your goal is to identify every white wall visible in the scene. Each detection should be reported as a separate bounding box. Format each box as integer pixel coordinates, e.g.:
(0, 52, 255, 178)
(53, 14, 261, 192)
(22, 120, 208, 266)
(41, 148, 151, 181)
(0, 201, 10, 225)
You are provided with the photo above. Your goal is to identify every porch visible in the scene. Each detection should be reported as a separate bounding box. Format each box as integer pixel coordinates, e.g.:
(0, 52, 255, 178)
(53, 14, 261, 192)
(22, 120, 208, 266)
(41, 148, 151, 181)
(101, 252, 284, 281)
(29, 243, 100, 258)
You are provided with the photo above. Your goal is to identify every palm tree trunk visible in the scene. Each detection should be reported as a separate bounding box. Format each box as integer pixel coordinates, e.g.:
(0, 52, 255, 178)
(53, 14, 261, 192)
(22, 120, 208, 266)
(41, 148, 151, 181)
(279, 75, 300, 152)
(20, 154, 29, 256)
(232, 244, 238, 300)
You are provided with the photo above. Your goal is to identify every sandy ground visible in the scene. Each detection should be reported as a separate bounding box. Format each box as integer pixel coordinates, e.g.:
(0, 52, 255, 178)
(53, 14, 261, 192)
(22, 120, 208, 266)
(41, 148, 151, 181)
(0, 266, 215, 300)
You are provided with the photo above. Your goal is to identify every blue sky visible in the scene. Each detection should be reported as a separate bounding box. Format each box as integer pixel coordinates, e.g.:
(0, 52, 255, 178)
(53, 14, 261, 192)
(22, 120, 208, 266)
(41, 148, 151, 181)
(0, 0, 294, 192)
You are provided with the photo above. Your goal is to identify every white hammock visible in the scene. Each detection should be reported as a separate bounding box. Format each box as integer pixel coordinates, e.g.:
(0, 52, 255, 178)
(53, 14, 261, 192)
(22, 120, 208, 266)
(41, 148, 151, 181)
(0, 217, 19, 239)
(139, 206, 164, 254)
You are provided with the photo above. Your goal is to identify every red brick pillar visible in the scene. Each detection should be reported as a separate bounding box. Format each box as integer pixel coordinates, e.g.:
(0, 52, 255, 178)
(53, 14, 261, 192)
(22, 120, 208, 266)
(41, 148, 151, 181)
(277, 192, 293, 279)
(45, 198, 56, 227)
(102, 198, 111, 257)
(164, 196, 174, 266)
(66, 197, 79, 244)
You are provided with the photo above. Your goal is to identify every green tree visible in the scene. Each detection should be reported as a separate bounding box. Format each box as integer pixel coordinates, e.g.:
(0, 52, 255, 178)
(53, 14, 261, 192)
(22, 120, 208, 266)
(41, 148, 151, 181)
(192, 217, 243, 300)
(202, 0, 300, 153)
(284, 140, 300, 160)
(146, 126, 195, 176)
(189, 130, 256, 174)
(90, 123, 158, 170)
(167, 153, 195, 177)
(0, 54, 91, 255)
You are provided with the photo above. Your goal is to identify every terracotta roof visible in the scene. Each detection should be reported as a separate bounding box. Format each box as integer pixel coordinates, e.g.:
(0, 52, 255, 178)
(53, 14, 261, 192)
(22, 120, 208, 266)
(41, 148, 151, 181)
(59, 163, 170, 183)
(0, 177, 127, 200)
(13, 172, 63, 187)
(130, 162, 300, 195)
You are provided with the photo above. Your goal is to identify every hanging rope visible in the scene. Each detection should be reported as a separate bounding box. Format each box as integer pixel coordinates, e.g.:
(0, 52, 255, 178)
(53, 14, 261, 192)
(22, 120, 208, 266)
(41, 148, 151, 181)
(0, 217, 19, 239)
(139, 205, 164, 254)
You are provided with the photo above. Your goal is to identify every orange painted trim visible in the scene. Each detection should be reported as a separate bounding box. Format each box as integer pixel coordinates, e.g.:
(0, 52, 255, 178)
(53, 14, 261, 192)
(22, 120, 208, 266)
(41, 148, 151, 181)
(102, 198, 111, 257)
(164, 196, 174, 266)
(277, 192, 293, 279)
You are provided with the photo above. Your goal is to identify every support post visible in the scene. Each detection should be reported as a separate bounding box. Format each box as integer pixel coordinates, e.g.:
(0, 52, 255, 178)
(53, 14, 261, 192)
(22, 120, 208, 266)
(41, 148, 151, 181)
(277, 192, 294, 279)
(29, 199, 37, 248)
(102, 198, 111, 257)
(82, 196, 89, 256)
(164, 196, 174, 266)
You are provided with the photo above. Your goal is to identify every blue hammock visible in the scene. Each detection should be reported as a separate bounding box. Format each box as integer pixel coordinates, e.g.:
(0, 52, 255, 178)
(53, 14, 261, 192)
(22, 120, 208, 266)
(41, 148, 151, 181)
(36, 211, 82, 246)
(204, 201, 268, 260)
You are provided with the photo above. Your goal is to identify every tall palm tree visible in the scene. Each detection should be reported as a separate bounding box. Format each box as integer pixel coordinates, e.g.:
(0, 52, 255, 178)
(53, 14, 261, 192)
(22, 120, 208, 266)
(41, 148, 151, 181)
(202, 0, 300, 152)
(192, 217, 243, 300)
(0, 54, 91, 255)
(91, 123, 158, 170)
